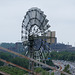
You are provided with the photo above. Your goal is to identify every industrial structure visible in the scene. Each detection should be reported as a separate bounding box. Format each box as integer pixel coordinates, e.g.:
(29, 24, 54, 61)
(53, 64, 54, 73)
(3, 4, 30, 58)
(21, 7, 57, 74)
(46, 30, 57, 44)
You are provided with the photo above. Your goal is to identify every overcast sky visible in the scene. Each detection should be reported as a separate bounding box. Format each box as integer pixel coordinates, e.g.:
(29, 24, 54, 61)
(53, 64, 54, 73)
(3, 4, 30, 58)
(0, 0, 75, 46)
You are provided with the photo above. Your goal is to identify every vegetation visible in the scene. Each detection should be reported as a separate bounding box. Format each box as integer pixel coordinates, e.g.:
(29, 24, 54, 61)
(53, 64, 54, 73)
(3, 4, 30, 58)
(0, 66, 26, 75)
(0, 51, 29, 75)
(34, 68, 55, 75)
(0, 51, 13, 61)
(0, 51, 29, 68)
(63, 64, 71, 74)
(61, 64, 71, 75)
(0, 42, 24, 53)
(0, 42, 75, 75)
(0, 51, 54, 75)
(11, 57, 29, 69)
(49, 51, 75, 61)
(0, 42, 75, 62)
(0, 61, 4, 66)
(35, 67, 49, 75)
(51, 72, 54, 75)
(46, 59, 54, 66)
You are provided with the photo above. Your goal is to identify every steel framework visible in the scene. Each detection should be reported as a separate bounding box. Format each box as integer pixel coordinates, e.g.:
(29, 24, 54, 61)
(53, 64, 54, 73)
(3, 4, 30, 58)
(21, 7, 51, 74)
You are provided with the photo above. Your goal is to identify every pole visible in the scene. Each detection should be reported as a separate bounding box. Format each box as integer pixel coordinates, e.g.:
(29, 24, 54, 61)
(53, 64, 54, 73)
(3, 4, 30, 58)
(29, 35, 34, 75)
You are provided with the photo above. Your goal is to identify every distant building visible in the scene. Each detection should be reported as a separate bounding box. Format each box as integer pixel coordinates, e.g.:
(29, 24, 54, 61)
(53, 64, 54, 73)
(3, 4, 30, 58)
(46, 30, 57, 44)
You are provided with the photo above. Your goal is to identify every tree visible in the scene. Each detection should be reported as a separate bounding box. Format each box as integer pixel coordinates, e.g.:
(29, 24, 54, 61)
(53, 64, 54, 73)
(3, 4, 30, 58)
(0, 66, 26, 75)
(61, 64, 71, 75)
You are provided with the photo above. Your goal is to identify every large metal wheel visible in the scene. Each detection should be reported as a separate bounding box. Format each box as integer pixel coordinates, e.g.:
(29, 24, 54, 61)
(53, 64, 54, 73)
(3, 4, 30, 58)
(21, 7, 50, 74)
(21, 7, 50, 51)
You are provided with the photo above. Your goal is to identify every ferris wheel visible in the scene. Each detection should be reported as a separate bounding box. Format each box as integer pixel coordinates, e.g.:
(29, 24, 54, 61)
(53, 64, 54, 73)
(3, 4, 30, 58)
(21, 7, 51, 72)
(21, 7, 50, 50)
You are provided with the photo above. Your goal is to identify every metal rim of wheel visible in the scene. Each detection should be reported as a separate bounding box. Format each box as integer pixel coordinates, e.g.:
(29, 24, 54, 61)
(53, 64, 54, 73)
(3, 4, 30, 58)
(21, 7, 50, 51)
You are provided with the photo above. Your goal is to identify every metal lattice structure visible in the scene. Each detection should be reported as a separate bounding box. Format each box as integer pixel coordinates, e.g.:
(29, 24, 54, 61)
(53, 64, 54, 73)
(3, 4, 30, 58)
(21, 7, 51, 74)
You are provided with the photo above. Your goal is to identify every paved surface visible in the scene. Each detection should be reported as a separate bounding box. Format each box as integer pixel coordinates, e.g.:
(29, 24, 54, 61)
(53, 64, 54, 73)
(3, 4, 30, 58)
(52, 60, 75, 75)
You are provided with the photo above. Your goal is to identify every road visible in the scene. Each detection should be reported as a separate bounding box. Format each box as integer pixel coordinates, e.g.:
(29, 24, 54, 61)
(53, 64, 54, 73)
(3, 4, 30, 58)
(52, 60, 75, 75)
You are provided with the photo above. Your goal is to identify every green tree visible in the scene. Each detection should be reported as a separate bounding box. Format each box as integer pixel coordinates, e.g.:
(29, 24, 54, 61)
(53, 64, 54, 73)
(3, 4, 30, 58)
(51, 72, 54, 75)
(61, 64, 71, 75)
(63, 64, 70, 74)
(11, 57, 29, 69)
(0, 61, 4, 66)
(0, 66, 26, 75)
